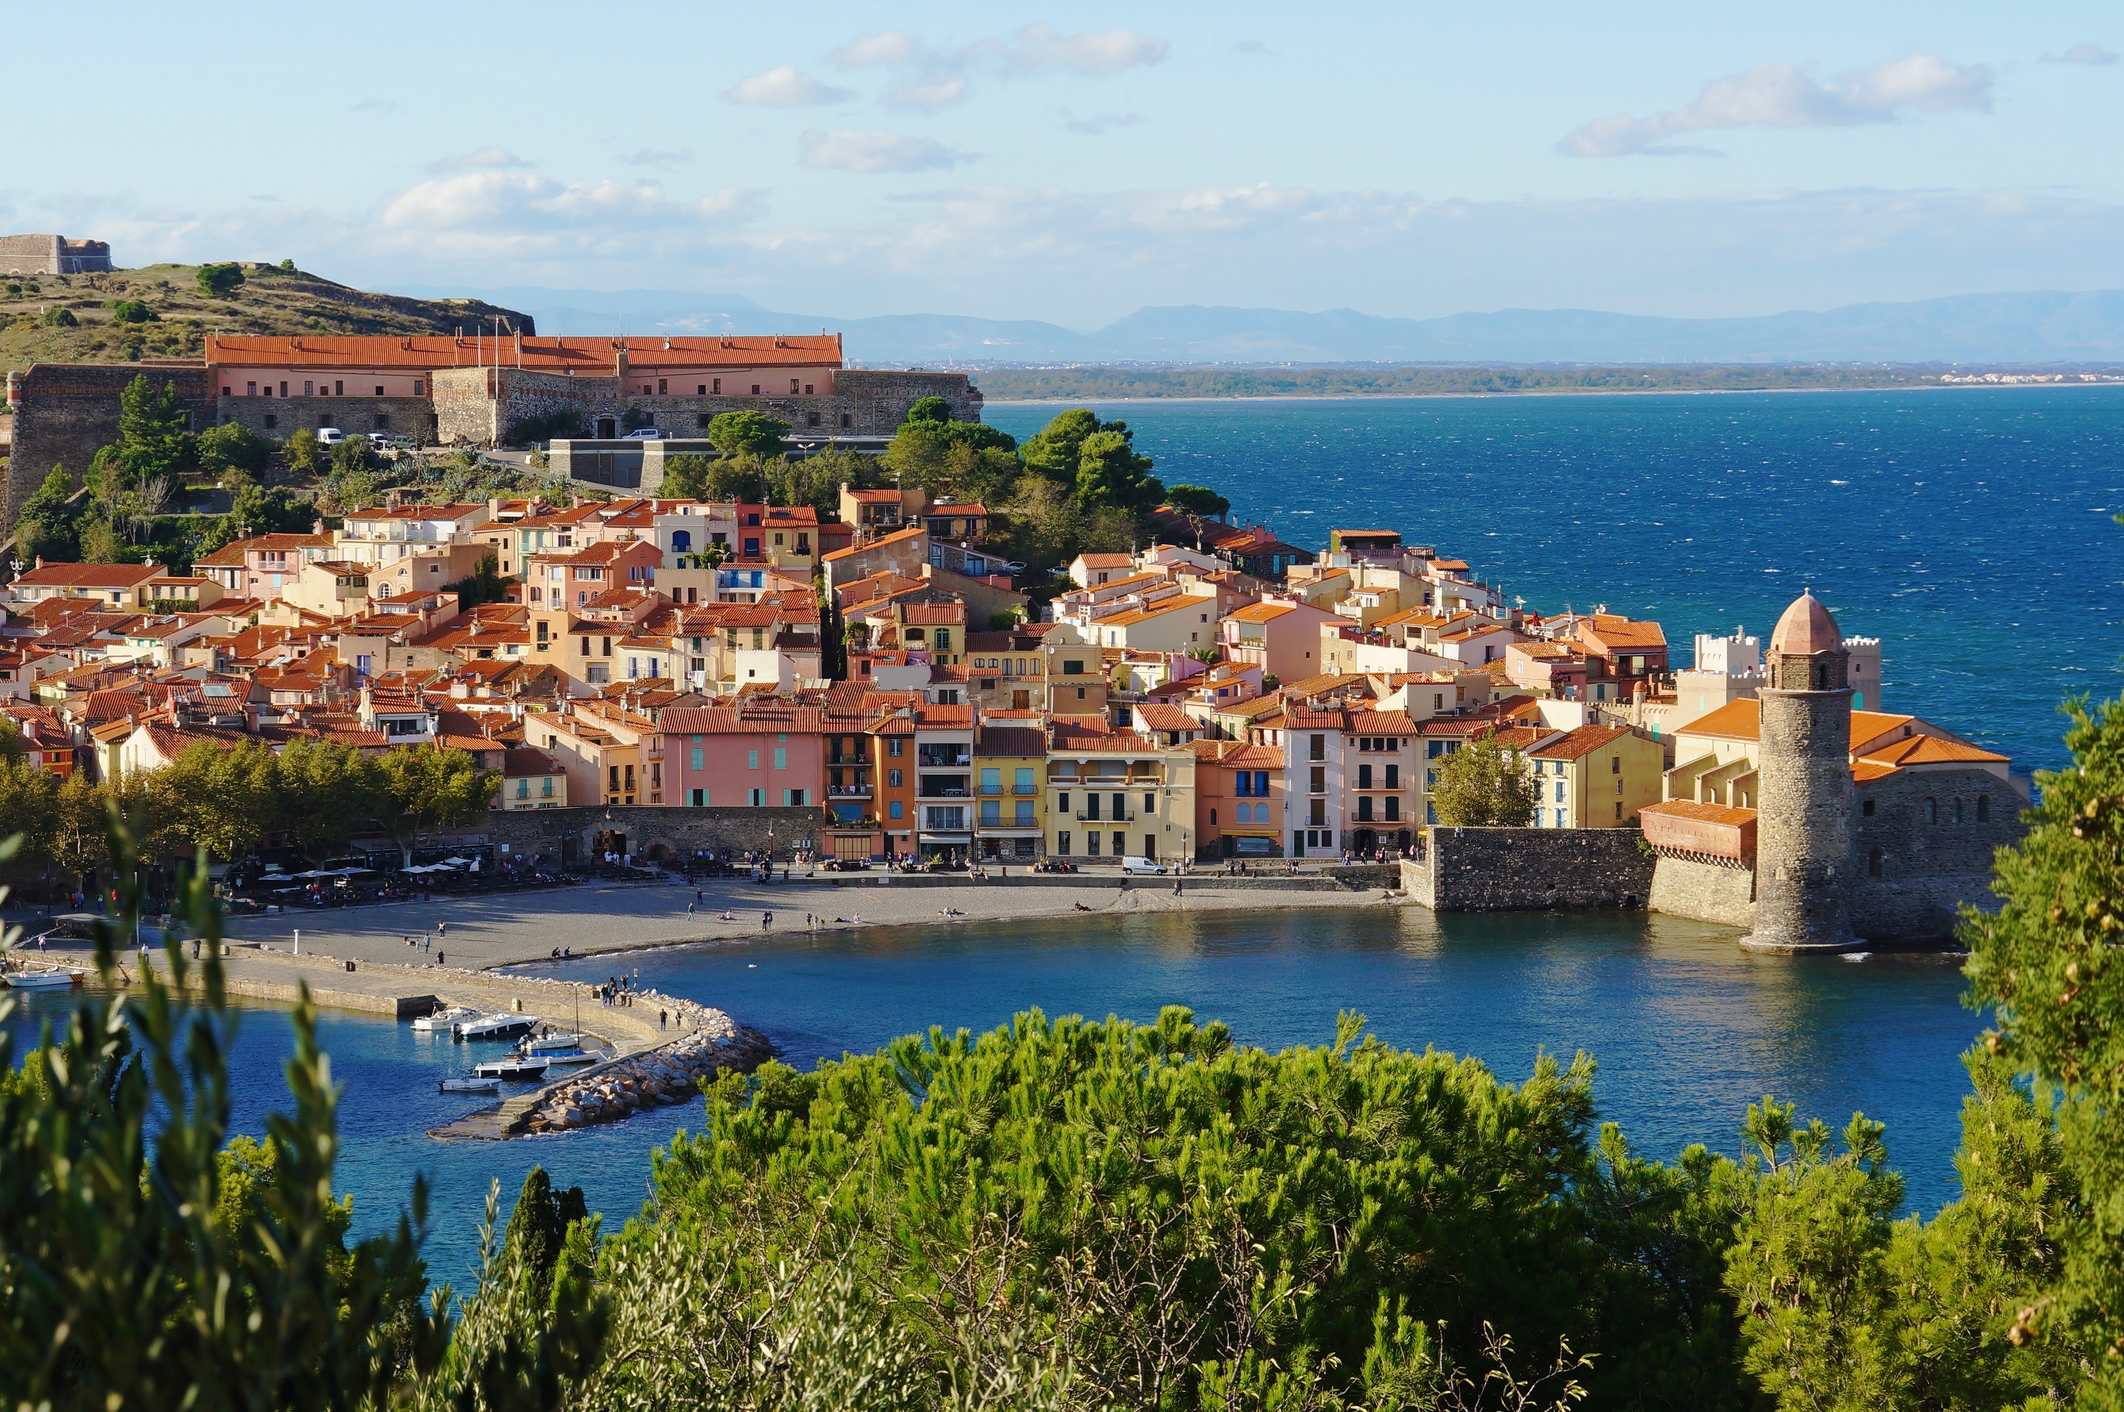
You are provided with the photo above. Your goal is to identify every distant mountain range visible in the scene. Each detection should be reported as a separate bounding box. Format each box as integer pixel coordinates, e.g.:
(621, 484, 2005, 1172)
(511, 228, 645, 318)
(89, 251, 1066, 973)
(388, 284, 2124, 367)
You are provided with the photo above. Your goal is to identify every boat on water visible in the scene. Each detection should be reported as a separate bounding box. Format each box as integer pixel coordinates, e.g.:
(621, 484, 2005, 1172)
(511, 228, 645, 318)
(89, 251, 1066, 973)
(473, 1056, 550, 1080)
(453, 1013, 539, 1042)
(536, 1049, 600, 1067)
(2, 965, 85, 991)
(412, 1004, 478, 1032)
(439, 1075, 503, 1094)
(522, 1031, 588, 1054)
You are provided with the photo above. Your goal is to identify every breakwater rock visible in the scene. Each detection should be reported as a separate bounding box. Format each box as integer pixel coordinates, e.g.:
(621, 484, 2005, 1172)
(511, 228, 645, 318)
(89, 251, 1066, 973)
(517, 991, 774, 1134)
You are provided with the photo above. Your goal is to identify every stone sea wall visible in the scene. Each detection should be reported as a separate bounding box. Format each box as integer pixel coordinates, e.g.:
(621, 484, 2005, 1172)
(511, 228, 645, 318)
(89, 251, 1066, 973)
(514, 987, 773, 1135)
(1400, 827, 1655, 911)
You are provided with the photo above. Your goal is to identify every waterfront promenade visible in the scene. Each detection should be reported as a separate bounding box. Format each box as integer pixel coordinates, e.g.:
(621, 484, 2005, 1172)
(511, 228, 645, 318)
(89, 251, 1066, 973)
(197, 870, 1399, 974)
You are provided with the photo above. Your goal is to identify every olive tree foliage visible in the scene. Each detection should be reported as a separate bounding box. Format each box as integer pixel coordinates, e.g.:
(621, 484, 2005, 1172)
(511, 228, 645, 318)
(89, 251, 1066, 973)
(0, 819, 448, 1410)
(1429, 730, 1539, 828)
(1963, 693, 2124, 1399)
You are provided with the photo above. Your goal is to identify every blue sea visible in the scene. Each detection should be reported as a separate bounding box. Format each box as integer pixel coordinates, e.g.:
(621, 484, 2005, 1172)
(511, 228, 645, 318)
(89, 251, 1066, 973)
(991, 388, 2124, 773)
(12, 388, 2119, 1281)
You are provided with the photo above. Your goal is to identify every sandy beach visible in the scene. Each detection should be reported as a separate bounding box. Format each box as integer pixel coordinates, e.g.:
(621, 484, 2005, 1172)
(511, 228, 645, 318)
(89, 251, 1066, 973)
(202, 869, 1401, 972)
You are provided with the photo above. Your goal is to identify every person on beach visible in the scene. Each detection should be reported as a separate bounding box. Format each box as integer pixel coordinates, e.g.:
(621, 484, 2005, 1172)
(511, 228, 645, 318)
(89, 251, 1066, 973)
(762, 911, 772, 930)
(660, 1009, 667, 1028)
(436, 951, 444, 967)
(687, 900, 696, 916)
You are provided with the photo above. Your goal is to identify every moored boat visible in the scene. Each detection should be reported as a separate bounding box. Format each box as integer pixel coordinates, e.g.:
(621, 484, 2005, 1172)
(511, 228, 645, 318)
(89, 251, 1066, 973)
(537, 1049, 600, 1066)
(413, 1004, 477, 1032)
(439, 1075, 503, 1094)
(2, 960, 85, 990)
(453, 1013, 539, 1042)
(523, 1031, 588, 1053)
(473, 1055, 550, 1080)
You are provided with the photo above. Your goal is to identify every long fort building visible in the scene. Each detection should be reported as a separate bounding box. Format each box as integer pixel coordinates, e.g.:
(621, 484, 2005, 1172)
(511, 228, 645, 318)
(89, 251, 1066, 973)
(4, 333, 979, 529)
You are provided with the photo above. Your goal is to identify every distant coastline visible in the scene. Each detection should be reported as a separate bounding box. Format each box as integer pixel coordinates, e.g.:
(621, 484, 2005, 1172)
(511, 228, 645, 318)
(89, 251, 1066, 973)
(968, 364, 2124, 404)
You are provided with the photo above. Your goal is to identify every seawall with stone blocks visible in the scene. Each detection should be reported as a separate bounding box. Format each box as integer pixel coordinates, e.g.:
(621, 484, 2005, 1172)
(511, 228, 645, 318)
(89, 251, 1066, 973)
(1401, 828, 1656, 911)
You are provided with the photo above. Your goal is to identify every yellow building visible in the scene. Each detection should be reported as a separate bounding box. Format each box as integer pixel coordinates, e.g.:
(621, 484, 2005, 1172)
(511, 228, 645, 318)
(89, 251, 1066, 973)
(1526, 723, 1665, 829)
(1045, 721, 1196, 865)
(496, 746, 569, 810)
(973, 725, 1048, 862)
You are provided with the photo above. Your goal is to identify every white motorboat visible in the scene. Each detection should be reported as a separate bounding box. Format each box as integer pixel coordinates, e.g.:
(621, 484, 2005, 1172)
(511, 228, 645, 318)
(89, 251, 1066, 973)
(473, 1056, 550, 1080)
(439, 1075, 503, 1094)
(454, 1013, 539, 1042)
(413, 1004, 478, 1033)
(537, 1049, 600, 1066)
(522, 1031, 588, 1054)
(3, 963, 84, 990)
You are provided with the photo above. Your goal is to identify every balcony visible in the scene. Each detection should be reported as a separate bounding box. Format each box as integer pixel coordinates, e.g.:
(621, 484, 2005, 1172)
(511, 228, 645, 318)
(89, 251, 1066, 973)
(918, 786, 971, 799)
(918, 750, 973, 768)
(827, 785, 873, 798)
(1075, 810, 1137, 822)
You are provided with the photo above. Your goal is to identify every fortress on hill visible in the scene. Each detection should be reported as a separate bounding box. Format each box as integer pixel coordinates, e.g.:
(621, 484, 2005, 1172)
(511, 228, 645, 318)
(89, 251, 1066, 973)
(3, 332, 978, 529)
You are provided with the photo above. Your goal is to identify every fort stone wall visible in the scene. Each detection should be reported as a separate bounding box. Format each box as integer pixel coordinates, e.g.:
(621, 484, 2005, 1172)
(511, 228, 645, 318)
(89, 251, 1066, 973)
(1647, 856, 1757, 928)
(1852, 766, 2026, 942)
(5, 363, 209, 530)
(485, 803, 823, 865)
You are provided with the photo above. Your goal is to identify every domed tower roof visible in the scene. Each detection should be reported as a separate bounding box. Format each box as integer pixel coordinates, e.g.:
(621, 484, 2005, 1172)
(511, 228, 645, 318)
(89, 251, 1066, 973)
(1769, 590, 1841, 656)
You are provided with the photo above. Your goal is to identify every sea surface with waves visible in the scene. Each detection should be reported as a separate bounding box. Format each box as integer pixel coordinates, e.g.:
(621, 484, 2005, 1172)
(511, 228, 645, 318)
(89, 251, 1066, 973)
(991, 387, 2124, 771)
(10, 387, 2119, 1282)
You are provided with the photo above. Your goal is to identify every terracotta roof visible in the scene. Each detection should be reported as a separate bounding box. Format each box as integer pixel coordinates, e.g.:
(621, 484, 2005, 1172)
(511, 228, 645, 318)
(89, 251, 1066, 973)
(1857, 735, 2008, 767)
(1529, 723, 1637, 761)
(823, 524, 924, 562)
(1640, 799, 1758, 827)
(1770, 591, 1841, 655)
(1576, 616, 1667, 651)
(502, 746, 565, 776)
(204, 333, 842, 371)
(17, 562, 159, 588)
(1134, 703, 1198, 732)
(1225, 601, 1300, 623)
(1680, 699, 1922, 752)
(975, 726, 1046, 757)
(1075, 553, 1135, 568)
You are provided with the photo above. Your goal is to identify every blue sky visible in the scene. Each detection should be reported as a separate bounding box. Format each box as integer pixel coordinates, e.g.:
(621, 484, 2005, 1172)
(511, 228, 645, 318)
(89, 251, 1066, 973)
(5, 1, 2120, 326)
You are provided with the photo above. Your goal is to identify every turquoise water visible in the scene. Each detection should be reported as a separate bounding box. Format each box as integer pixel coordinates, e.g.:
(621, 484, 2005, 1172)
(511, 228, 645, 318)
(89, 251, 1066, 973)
(6, 906, 1982, 1282)
(990, 388, 2124, 772)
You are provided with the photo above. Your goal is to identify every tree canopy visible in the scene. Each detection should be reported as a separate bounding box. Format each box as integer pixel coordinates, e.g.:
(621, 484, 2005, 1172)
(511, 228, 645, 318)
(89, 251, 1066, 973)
(1429, 729, 1539, 827)
(706, 410, 792, 461)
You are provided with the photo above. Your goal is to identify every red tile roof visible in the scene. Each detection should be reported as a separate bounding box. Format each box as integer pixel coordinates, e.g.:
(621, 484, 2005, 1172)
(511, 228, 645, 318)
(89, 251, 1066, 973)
(203, 333, 842, 372)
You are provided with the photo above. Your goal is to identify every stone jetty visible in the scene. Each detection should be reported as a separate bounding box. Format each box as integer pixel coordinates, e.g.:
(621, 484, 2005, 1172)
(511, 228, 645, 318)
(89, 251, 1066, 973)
(515, 990, 774, 1135)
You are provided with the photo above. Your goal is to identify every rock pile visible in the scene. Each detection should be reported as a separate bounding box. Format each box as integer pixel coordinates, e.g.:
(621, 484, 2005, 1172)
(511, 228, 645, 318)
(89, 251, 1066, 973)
(516, 990, 773, 1134)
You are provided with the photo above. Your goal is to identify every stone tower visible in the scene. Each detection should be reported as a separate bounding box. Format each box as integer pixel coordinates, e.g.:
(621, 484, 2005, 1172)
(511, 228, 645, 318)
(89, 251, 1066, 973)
(1746, 590, 1860, 953)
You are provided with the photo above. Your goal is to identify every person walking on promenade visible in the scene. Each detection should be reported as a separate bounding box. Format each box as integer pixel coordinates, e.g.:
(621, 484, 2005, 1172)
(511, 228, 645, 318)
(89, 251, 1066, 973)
(762, 911, 773, 930)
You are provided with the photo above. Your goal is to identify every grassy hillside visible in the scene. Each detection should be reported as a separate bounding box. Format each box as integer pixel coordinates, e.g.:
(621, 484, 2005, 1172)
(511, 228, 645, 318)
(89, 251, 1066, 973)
(0, 261, 531, 373)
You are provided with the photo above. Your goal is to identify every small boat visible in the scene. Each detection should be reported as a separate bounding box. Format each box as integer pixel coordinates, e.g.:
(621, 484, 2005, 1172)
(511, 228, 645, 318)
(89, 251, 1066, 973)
(413, 1004, 478, 1032)
(3, 966, 85, 991)
(439, 1075, 503, 1094)
(454, 1013, 539, 1042)
(473, 1056, 550, 1080)
(537, 1049, 600, 1066)
(523, 1031, 588, 1054)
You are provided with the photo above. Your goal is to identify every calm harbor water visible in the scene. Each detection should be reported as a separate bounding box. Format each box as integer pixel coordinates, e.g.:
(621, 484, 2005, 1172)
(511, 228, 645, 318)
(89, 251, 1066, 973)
(991, 387, 2124, 773)
(12, 387, 2114, 1282)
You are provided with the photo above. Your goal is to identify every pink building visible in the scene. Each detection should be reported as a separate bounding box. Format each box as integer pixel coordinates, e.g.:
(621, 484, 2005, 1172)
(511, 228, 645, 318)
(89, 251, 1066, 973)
(1219, 598, 1340, 684)
(660, 699, 826, 809)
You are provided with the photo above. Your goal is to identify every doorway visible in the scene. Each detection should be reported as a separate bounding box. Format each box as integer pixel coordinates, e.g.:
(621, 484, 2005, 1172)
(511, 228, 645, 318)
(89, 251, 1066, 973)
(596, 416, 617, 439)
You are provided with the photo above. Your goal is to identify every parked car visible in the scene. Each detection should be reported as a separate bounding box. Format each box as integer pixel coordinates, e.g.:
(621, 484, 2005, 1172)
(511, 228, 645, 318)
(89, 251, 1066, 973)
(317, 427, 345, 445)
(621, 427, 662, 440)
(1121, 856, 1169, 876)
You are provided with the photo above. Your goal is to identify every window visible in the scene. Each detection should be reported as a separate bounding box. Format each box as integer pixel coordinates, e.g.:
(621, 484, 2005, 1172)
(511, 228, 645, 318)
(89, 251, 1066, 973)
(375, 385, 384, 396)
(1952, 798, 1964, 824)
(1925, 797, 1938, 824)
(980, 767, 1000, 795)
(1057, 830, 1071, 854)
(1862, 797, 1876, 816)
(1385, 763, 1399, 789)
(543, 778, 554, 798)
(1869, 847, 1884, 877)
(658, 379, 667, 395)
(1977, 795, 1991, 822)
(1015, 800, 1034, 826)
(1385, 797, 1400, 821)
(841, 413, 852, 428)
(334, 380, 344, 396)
(263, 414, 277, 429)
(1616, 779, 1624, 795)
(889, 738, 904, 757)
(752, 384, 761, 395)
(1210, 808, 1219, 827)
(773, 748, 787, 770)
(516, 779, 528, 799)
(1357, 797, 1374, 821)
(889, 801, 903, 819)
(980, 800, 1000, 826)
(690, 788, 705, 806)
(1057, 792, 1070, 815)
(1014, 767, 1035, 794)
(1142, 792, 1154, 814)
(1358, 763, 1373, 789)
(1309, 734, 1325, 761)
(1615, 801, 1623, 820)
(246, 381, 257, 396)
(748, 749, 760, 770)
(1554, 781, 1566, 803)
(1610, 755, 1620, 773)
(413, 380, 423, 394)
(888, 768, 903, 787)
(690, 748, 703, 770)
(749, 788, 765, 806)
(1086, 831, 1101, 855)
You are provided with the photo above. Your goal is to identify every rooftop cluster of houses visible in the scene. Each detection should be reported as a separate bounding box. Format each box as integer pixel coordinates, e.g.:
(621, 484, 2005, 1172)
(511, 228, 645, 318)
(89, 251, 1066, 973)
(1, 490, 2021, 867)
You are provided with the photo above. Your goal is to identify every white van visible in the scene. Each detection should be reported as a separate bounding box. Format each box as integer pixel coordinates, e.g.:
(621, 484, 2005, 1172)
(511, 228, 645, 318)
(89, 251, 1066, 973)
(317, 427, 345, 445)
(1121, 856, 1168, 876)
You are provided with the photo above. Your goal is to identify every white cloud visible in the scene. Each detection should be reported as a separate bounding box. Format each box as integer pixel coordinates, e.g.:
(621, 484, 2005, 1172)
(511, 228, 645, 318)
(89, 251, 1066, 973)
(1062, 109, 1145, 136)
(426, 147, 533, 175)
(1003, 24, 1167, 76)
(826, 23, 1167, 108)
(723, 64, 856, 108)
(2043, 42, 2117, 65)
(1560, 54, 1993, 157)
(830, 31, 924, 69)
(799, 129, 974, 174)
